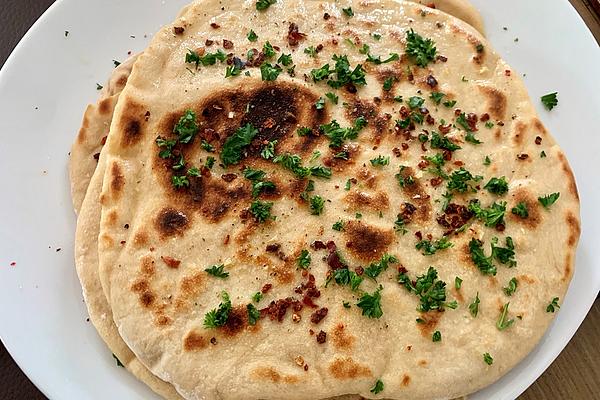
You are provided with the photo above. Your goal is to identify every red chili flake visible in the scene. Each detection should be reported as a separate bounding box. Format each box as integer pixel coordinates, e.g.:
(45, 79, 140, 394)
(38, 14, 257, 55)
(311, 240, 327, 250)
(316, 330, 327, 344)
(93, 153, 100, 160)
(535, 136, 542, 145)
(454, 109, 462, 117)
(496, 223, 506, 232)
(223, 235, 230, 245)
(505, 70, 512, 76)
(497, 121, 505, 126)
(398, 265, 408, 274)
(392, 147, 402, 157)
(517, 153, 529, 160)
(310, 307, 328, 324)
(101, 136, 108, 145)
(418, 160, 429, 170)
(399, 203, 417, 224)
(287, 23, 307, 46)
(173, 26, 185, 35)
(453, 160, 464, 167)
(222, 39, 234, 49)
(426, 75, 438, 88)
(480, 113, 490, 122)
(304, 364, 309, 371)
(436, 204, 473, 230)
(266, 243, 281, 252)
(10, 262, 16, 267)
(161, 256, 181, 269)
(210, 22, 220, 29)
(442, 150, 452, 161)
(355, 266, 364, 276)
(262, 298, 293, 322)
(205, 39, 214, 46)
(221, 173, 237, 182)
(466, 113, 479, 131)
(303, 295, 318, 308)
(425, 114, 435, 125)
(430, 177, 443, 187)
(401, 143, 409, 150)
(323, 13, 330, 20)
(261, 283, 273, 293)
(439, 123, 452, 134)
(415, 231, 423, 240)
(436, 55, 448, 62)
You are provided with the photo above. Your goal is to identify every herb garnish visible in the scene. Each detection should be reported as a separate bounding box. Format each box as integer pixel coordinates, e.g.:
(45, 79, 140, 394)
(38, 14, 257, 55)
(173, 110, 199, 144)
(370, 379, 384, 394)
(405, 29, 437, 67)
(356, 286, 383, 318)
(172, 175, 190, 189)
(430, 92, 445, 105)
(203, 291, 232, 328)
(252, 292, 263, 303)
(484, 177, 509, 195)
(365, 254, 398, 281)
(220, 123, 258, 166)
(455, 276, 463, 290)
(332, 220, 345, 231)
(546, 297, 560, 313)
(496, 302, 514, 330)
(342, 7, 354, 17)
(249, 200, 274, 223)
(260, 140, 277, 160)
(185, 49, 226, 68)
(205, 264, 229, 278)
(483, 353, 494, 365)
(432, 331, 442, 342)
(370, 155, 390, 167)
(511, 202, 529, 218)
(491, 237, 516, 267)
(247, 304, 260, 325)
(247, 30, 258, 42)
(469, 292, 480, 317)
(382, 77, 394, 91)
(311, 54, 366, 88)
(398, 266, 456, 311)
(503, 277, 518, 296)
(320, 117, 367, 148)
(431, 132, 461, 151)
(366, 53, 399, 65)
(469, 239, 496, 276)
(297, 249, 311, 269)
(415, 237, 453, 255)
(447, 168, 482, 193)
(468, 200, 506, 228)
(309, 195, 325, 215)
(538, 192, 560, 209)
(541, 92, 558, 110)
(260, 62, 282, 81)
(256, 0, 276, 11)
(277, 53, 293, 66)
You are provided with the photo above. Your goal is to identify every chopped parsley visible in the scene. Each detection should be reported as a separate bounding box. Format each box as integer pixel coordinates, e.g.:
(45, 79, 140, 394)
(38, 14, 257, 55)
(483, 353, 494, 365)
(260, 62, 282, 81)
(343, 301, 351, 308)
(251, 180, 276, 198)
(185, 49, 226, 68)
(432, 330, 442, 342)
(484, 177, 509, 195)
(325, 92, 339, 104)
(415, 237, 453, 255)
(484, 155, 492, 166)
(273, 153, 311, 178)
(225, 64, 242, 78)
(365, 254, 398, 281)
(491, 237, 516, 267)
(370, 155, 390, 167)
(541, 92, 558, 110)
(277, 53, 293, 66)
(398, 266, 456, 312)
(249, 200, 274, 223)
(252, 292, 263, 303)
(496, 302, 514, 330)
(332, 220, 345, 231)
(431, 132, 461, 151)
(469, 238, 496, 276)
(468, 200, 506, 228)
(342, 7, 354, 17)
(173, 110, 199, 144)
(395, 166, 415, 188)
(511, 202, 529, 218)
(405, 29, 437, 67)
(304, 46, 317, 57)
(205, 264, 229, 278)
(382, 77, 394, 91)
(203, 291, 232, 328)
(469, 292, 480, 317)
(546, 297, 560, 313)
(366, 53, 399, 65)
(311, 54, 366, 88)
(171, 175, 190, 189)
(205, 156, 216, 169)
(503, 277, 518, 296)
(320, 117, 367, 148)
(447, 168, 482, 193)
(429, 92, 445, 105)
(356, 286, 383, 318)
(485, 121, 494, 129)
(344, 179, 352, 191)
(247, 30, 258, 42)
(220, 123, 258, 166)
(309, 195, 325, 215)
(538, 192, 560, 209)
(112, 354, 124, 367)
(370, 379, 384, 394)
(443, 99, 457, 108)
(156, 137, 177, 159)
(260, 140, 277, 160)
(96, 83, 103, 90)
(408, 96, 425, 109)
(315, 97, 326, 110)
(297, 127, 312, 136)
(256, 0, 276, 11)
(201, 140, 215, 152)
(297, 249, 311, 269)
(247, 304, 260, 325)
(455, 276, 463, 290)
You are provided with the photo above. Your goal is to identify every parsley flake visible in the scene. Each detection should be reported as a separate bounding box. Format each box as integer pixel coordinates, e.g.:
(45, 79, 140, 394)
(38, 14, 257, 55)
(405, 29, 437, 67)
(332, 220, 345, 231)
(365, 254, 398, 281)
(249, 200, 274, 223)
(370, 379, 384, 394)
(538, 192, 560, 209)
(484, 177, 509, 195)
(546, 297, 560, 313)
(247, 304, 260, 325)
(398, 266, 455, 312)
(357, 286, 383, 318)
(342, 7, 354, 17)
(173, 110, 199, 144)
(483, 353, 494, 365)
(432, 330, 442, 342)
(260, 62, 282, 81)
(256, 0, 276, 11)
(297, 249, 311, 269)
(220, 123, 258, 166)
(416, 237, 453, 255)
(203, 291, 232, 328)
(496, 302, 514, 330)
(247, 30, 258, 42)
(503, 277, 518, 296)
(511, 202, 529, 218)
(541, 92, 558, 110)
(309, 195, 325, 215)
(205, 264, 229, 278)
(469, 292, 480, 317)
(370, 155, 390, 167)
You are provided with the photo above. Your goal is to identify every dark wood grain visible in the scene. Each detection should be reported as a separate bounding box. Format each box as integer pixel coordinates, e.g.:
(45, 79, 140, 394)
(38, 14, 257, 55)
(0, 1, 598, 399)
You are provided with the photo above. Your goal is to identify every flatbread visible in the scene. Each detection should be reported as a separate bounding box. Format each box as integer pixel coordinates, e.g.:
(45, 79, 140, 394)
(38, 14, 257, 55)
(69, 56, 137, 214)
(83, 0, 578, 399)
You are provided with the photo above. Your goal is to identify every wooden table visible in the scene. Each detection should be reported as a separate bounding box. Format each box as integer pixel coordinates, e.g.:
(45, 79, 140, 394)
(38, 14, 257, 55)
(0, 1, 598, 399)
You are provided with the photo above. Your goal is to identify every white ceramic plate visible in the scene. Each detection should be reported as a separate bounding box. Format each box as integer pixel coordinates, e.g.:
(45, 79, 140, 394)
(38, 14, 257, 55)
(0, 1, 599, 399)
